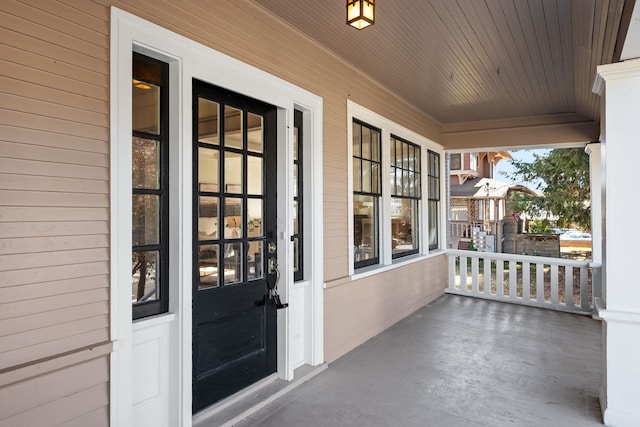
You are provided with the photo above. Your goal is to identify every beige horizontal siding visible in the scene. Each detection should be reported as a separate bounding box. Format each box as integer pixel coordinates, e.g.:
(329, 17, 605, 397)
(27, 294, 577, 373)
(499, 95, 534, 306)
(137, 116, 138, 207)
(0, 355, 109, 426)
(324, 255, 448, 363)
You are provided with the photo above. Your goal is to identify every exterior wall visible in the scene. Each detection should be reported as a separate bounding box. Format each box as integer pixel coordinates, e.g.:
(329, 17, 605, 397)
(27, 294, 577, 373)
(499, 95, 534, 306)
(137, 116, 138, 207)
(324, 256, 446, 363)
(1, 0, 445, 423)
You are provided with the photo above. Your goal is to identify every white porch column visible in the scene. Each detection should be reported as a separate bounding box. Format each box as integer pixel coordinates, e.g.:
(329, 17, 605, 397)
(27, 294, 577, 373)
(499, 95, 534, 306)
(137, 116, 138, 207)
(585, 142, 603, 307)
(594, 58, 640, 427)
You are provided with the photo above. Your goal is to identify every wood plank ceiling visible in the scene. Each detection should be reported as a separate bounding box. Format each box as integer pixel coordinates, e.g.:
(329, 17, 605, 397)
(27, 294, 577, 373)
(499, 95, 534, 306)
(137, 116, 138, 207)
(256, 0, 630, 127)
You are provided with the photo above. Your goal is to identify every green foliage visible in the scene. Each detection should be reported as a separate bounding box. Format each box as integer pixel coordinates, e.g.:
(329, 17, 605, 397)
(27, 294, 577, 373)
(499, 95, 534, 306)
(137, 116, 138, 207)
(504, 148, 591, 231)
(527, 219, 553, 233)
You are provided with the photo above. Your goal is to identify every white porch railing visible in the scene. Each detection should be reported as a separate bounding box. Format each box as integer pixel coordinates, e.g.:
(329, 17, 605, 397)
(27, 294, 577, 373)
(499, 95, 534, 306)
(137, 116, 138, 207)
(447, 250, 597, 314)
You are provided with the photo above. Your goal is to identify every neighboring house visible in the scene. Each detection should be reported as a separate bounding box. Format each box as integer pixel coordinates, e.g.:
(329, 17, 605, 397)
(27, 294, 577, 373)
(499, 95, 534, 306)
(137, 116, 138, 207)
(1, 2, 639, 427)
(449, 152, 537, 251)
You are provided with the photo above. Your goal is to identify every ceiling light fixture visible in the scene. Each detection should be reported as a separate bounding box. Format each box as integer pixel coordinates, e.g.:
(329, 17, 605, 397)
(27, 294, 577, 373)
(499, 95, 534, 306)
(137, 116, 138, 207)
(347, 0, 375, 30)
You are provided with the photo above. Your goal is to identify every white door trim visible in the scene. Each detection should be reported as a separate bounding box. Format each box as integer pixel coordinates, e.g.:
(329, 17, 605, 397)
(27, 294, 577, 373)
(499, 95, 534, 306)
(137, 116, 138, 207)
(110, 7, 324, 426)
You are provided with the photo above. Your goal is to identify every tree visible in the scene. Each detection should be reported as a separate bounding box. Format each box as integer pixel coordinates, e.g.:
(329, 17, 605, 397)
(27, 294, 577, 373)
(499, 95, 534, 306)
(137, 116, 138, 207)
(504, 148, 591, 231)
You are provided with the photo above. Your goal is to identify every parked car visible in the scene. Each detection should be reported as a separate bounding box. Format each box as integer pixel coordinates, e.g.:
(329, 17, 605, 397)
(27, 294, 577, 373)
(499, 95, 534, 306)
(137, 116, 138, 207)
(559, 231, 591, 240)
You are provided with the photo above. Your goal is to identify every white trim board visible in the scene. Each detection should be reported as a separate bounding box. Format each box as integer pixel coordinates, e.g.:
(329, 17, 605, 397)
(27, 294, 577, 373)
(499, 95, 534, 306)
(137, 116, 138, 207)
(110, 8, 324, 426)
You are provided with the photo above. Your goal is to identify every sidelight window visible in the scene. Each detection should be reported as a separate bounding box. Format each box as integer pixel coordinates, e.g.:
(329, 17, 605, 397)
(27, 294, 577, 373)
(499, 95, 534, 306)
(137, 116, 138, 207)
(131, 52, 170, 320)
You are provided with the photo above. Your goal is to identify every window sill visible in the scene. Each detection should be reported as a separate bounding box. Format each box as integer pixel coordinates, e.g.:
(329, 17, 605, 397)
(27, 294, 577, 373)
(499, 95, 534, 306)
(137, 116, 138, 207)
(350, 250, 446, 282)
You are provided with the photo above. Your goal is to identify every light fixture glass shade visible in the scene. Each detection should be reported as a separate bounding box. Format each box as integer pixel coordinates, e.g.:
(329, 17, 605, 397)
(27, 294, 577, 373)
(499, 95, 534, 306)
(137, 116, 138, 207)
(347, 0, 375, 30)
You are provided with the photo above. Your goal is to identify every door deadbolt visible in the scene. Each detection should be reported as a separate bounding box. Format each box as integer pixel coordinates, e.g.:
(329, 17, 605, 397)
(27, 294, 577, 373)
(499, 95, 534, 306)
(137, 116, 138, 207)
(267, 242, 277, 254)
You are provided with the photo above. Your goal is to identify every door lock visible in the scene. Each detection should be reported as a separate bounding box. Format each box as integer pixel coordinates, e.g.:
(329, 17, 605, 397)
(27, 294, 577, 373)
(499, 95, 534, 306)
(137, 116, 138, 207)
(267, 242, 277, 254)
(268, 258, 277, 275)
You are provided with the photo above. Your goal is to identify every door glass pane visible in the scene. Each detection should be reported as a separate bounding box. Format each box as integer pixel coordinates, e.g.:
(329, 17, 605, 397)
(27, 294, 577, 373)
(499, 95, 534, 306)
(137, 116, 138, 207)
(132, 194, 158, 246)
(199, 244, 219, 289)
(247, 113, 263, 153)
(247, 241, 263, 280)
(293, 164, 298, 198)
(132, 250, 159, 302)
(225, 152, 242, 193)
(132, 137, 159, 189)
(224, 198, 243, 238)
(132, 81, 160, 134)
(247, 155, 263, 195)
(247, 199, 263, 237)
(198, 196, 218, 240)
(199, 147, 219, 192)
(293, 236, 300, 273)
(292, 200, 298, 234)
(293, 126, 299, 161)
(198, 98, 220, 145)
(224, 242, 242, 284)
(225, 106, 243, 149)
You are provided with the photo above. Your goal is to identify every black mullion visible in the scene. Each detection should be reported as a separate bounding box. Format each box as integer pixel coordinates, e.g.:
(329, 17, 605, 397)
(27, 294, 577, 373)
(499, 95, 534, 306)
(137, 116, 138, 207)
(242, 110, 248, 282)
(219, 101, 227, 285)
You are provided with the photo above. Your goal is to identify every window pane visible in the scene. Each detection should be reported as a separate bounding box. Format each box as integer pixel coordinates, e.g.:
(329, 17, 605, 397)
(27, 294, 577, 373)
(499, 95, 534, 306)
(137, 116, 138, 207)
(429, 200, 439, 249)
(353, 158, 362, 192)
(132, 137, 159, 189)
(224, 106, 243, 149)
(371, 130, 380, 162)
(198, 98, 219, 145)
(361, 126, 371, 159)
(132, 81, 160, 134)
(198, 196, 218, 240)
(247, 155, 263, 195)
(371, 162, 380, 194)
(199, 244, 219, 289)
(132, 250, 159, 303)
(247, 112, 263, 153)
(293, 200, 298, 234)
(247, 199, 263, 237)
(224, 198, 243, 238)
(247, 241, 263, 280)
(352, 122, 361, 157)
(353, 194, 378, 264)
(450, 153, 461, 170)
(199, 147, 219, 192)
(391, 198, 418, 257)
(362, 160, 372, 193)
(132, 194, 158, 246)
(224, 242, 242, 284)
(225, 152, 243, 193)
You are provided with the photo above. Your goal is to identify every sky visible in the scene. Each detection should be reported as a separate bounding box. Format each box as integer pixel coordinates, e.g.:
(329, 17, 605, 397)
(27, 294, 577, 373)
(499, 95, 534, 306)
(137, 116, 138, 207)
(494, 148, 550, 192)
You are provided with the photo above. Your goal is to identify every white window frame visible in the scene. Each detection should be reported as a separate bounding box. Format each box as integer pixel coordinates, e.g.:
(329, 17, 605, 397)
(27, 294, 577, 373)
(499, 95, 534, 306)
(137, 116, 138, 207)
(347, 100, 445, 279)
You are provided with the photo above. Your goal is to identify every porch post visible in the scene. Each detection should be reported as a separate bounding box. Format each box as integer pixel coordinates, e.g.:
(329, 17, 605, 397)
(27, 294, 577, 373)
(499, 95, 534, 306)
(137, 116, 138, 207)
(594, 58, 640, 427)
(585, 142, 603, 307)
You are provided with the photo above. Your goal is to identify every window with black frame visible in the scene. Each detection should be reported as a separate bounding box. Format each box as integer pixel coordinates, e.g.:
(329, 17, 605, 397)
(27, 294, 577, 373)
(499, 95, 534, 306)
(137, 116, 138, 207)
(353, 119, 381, 269)
(428, 150, 440, 250)
(390, 136, 421, 258)
(131, 52, 169, 320)
(293, 110, 304, 282)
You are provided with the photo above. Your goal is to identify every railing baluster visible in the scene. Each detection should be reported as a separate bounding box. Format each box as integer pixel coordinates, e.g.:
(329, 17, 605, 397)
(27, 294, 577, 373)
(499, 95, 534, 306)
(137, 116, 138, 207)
(471, 256, 479, 293)
(460, 255, 468, 291)
(522, 262, 530, 302)
(448, 255, 456, 291)
(551, 265, 559, 304)
(536, 263, 544, 302)
(484, 257, 492, 296)
(565, 266, 574, 307)
(580, 266, 589, 310)
(509, 260, 517, 298)
(496, 259, 504, 297)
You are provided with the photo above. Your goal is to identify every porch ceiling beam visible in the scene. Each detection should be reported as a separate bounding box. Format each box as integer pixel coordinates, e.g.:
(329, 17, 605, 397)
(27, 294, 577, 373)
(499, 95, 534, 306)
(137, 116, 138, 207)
(441, 114, 599, 150)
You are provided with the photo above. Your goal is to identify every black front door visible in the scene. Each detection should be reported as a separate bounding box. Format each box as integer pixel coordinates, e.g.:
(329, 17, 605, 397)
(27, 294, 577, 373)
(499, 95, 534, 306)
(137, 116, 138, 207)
(192, 80, 277, 412)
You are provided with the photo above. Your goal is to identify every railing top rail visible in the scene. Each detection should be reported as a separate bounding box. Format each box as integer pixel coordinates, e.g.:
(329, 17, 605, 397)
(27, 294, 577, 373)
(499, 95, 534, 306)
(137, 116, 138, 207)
(446, 249, 592, 268)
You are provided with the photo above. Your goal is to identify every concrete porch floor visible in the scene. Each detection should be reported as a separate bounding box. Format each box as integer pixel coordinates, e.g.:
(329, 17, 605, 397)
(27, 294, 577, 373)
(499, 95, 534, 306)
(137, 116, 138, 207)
(234, 294, 602, 426)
